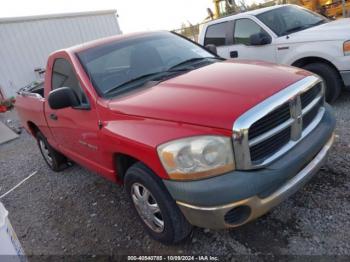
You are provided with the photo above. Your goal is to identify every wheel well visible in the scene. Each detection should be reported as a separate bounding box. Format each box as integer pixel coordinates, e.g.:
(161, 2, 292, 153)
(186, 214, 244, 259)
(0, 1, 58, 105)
(292, 57, 338, 72)
(27, 121, 39, 136)
(115, 153, 138, 182)
(292, 56, 343, 86)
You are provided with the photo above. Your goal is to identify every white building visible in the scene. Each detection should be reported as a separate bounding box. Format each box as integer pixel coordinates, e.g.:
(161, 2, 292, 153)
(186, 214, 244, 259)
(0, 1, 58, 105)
(0, 10, 121, 98)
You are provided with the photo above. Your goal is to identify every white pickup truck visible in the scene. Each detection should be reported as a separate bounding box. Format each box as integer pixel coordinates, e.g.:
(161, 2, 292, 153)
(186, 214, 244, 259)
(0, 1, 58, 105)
(198, 4, 350, 102)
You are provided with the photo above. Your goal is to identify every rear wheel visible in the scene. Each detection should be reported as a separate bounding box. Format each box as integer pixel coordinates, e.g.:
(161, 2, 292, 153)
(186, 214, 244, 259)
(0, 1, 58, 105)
(125, 162, 192, 244)
(36, 132, 67, 172)
(302, 62, 342, 103)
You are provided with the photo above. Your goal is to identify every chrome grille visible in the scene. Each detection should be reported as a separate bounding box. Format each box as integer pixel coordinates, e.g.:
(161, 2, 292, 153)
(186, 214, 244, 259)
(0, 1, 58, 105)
(301, 83, 321, 109)
(249, 103, 290, 140)
(232, 76, 325, 170)
(250, 127, 291, 162)
(303, 99, 322, 129)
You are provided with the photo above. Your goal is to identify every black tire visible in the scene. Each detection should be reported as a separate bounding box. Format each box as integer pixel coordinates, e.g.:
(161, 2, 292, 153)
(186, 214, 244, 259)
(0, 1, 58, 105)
(303, 62, 342, 103)
(36, 131, 67, 172)
(124, 162, 192, 244)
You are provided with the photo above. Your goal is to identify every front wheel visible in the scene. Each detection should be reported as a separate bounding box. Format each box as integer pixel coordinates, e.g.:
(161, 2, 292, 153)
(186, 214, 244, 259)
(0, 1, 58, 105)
(125, 162, 192, 244)
(303, 62, 342, 103)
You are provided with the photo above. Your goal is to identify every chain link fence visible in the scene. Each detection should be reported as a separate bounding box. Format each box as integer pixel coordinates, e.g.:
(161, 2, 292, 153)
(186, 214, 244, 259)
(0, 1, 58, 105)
(172, 22, 206, 42)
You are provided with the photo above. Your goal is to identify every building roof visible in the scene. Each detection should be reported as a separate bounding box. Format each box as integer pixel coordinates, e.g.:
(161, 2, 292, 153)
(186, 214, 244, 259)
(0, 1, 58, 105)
(0, 9, 117, 24)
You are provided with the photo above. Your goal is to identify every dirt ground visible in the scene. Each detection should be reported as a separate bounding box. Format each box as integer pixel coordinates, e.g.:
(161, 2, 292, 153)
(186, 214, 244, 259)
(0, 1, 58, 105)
(0, 92, 349, 259)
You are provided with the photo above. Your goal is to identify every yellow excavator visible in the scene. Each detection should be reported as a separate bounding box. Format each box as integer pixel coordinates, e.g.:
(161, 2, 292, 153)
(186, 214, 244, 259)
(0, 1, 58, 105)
(297, 0, 350, 18)
(208, 0, 237, 19)
(208, 0, 349, 20)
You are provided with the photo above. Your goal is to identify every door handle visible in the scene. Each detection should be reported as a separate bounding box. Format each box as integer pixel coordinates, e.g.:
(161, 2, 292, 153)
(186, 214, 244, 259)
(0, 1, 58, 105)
(49, 113, 58, 121)
(230, 51, 238, 58)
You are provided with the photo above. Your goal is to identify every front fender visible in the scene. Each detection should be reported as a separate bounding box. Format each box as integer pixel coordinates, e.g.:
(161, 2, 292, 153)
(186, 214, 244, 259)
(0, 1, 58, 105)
(100, 114, 231, 180)
(278, 41, 343, 69)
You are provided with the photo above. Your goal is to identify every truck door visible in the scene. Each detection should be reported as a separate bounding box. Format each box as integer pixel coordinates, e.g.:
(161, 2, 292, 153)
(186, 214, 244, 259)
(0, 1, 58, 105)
(45, 58, 102, 170)
(226, 18, 276, 62)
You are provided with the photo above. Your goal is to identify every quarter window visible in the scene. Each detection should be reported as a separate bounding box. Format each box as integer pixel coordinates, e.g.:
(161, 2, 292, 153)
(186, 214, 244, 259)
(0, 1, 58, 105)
(52, 58, 88, 105)
(233, 19, 266, 45)
(204, 22, 227, 46)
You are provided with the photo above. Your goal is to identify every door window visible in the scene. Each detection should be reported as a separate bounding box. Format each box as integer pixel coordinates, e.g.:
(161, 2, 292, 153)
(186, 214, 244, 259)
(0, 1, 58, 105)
(204, 22, 227, 46)
(52, 58, 88, 105)
(233, 19, 266, 45)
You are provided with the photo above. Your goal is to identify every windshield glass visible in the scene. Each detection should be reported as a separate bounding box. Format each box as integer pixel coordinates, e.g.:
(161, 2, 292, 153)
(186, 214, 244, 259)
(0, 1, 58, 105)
(256, 5, 329, 37)
(77, 32, 216, 97)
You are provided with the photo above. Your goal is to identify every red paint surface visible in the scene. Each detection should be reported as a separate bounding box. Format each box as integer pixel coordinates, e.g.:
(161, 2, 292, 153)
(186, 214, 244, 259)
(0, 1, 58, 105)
(15, 33, 311, 182)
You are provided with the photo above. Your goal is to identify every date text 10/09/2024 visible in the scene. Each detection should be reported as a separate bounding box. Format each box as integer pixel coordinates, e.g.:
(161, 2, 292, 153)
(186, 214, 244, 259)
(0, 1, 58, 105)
(127, 256, 219, 261)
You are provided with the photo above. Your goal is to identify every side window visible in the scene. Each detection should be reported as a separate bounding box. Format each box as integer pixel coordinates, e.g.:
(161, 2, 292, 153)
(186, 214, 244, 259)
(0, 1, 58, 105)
(204, 22, 227, 46)
(52, 58, 88, 105)
(233, 19, 266, 45)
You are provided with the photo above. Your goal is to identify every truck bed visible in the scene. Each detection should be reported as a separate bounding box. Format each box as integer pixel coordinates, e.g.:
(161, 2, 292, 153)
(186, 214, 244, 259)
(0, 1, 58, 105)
(18, 81, 44, 97)
(15, 81, 48, 136)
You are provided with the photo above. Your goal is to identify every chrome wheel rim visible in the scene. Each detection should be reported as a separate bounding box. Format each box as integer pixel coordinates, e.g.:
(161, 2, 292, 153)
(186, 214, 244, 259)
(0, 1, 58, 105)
(39, 139, 53, 166)
(131, 183, 164, 233)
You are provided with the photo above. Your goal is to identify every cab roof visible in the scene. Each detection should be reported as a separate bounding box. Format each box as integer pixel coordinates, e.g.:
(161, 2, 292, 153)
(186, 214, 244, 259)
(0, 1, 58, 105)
(53, 31, 168, 56)
(204, 4, 288, 26)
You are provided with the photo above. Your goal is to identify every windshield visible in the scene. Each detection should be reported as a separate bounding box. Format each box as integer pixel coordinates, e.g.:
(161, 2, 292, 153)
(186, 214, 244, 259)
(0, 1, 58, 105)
(77, 32, 216, 97)
(256, 5, 329, 37)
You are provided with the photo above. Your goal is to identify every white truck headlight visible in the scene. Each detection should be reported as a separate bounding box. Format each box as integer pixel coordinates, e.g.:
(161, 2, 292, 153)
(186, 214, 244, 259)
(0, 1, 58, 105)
(344, 40, 350, 56)
(157, 136, 235, 180)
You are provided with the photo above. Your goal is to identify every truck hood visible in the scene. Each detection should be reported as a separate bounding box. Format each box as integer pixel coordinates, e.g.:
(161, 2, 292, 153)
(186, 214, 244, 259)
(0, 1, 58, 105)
(278, 18, 350, 43)
(107, 60, 310, 130)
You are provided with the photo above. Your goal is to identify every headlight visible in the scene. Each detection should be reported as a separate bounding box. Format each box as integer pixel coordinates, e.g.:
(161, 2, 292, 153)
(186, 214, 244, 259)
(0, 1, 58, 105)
(344, 41, 350, 56)
(157, 136, 235, 180)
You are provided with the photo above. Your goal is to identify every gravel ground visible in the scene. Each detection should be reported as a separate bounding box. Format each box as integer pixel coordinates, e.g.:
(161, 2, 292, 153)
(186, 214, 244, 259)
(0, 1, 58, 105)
(0, 92, 349, 259)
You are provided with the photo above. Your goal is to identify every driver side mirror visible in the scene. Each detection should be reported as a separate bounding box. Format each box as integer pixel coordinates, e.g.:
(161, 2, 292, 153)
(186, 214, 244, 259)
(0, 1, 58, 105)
(48, 86, 80, 110)
(249, 32, 272, 46)
(205, 44, 217, 55)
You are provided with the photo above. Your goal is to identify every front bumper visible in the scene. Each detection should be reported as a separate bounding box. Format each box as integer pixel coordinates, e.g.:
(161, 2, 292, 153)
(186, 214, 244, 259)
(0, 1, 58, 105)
(163, 106, 335, 229)
(176, 134, 334, 229)
(340, 70, 350, 88)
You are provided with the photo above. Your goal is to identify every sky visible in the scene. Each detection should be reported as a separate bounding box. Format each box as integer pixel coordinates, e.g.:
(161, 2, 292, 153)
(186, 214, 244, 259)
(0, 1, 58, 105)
(0, 0, 259, 33)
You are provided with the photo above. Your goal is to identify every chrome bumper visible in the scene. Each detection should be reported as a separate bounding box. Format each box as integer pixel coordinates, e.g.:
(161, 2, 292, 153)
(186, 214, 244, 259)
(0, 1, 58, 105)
(177, 133, 335, 229)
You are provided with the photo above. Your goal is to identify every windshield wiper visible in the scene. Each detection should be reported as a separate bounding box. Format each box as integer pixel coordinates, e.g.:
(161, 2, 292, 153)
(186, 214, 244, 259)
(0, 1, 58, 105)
(310, 20, 327, 27)
(168, 57, 218, 71)
(103, 57, 223, 96)
(282, 20, 327, 36)
(103, 68, 192, 96)
(103, 71, 164, 95)
(282, 25, 308, 35)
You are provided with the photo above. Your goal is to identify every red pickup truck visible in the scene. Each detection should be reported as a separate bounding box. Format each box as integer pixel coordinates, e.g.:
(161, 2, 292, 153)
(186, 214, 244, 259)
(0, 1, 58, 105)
(16, 31, 335, 244)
